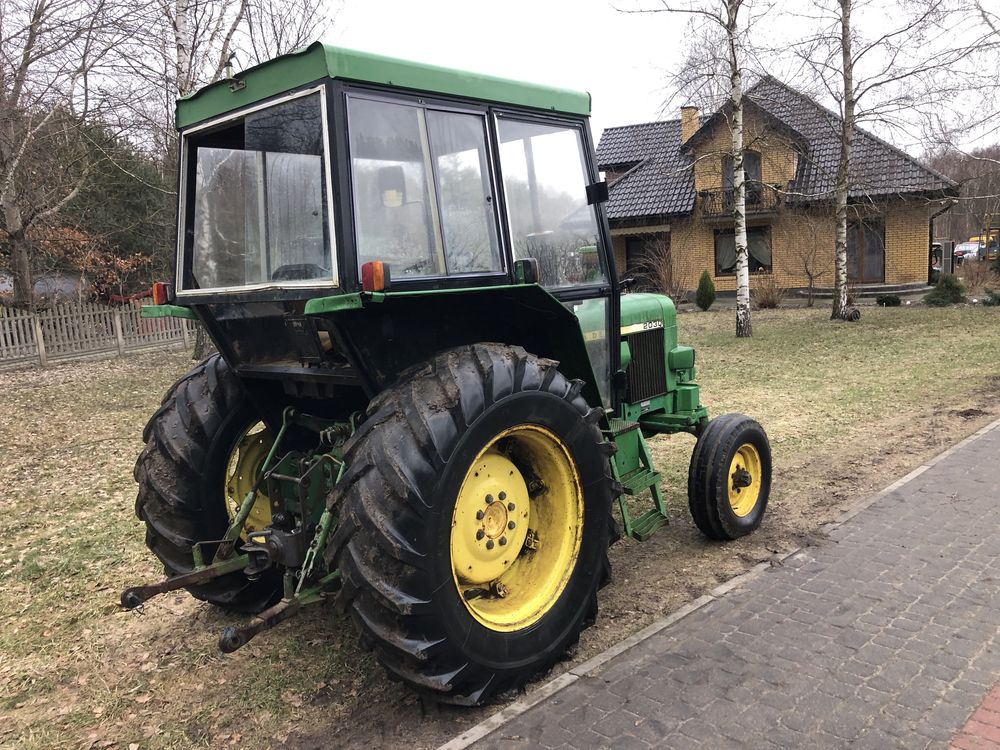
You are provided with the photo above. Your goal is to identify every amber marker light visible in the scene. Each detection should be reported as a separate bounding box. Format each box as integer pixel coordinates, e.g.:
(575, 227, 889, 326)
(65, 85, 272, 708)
(151, 282, 170, 305)
(361, 261, 390, 292)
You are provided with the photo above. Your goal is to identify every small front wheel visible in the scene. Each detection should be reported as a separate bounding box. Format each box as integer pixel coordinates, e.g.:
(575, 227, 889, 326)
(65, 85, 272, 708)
(688, 414, 771, 540)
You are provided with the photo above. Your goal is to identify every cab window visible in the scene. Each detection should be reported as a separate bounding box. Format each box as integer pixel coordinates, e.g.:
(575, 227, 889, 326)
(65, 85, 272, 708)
(496, 117, 605, 288)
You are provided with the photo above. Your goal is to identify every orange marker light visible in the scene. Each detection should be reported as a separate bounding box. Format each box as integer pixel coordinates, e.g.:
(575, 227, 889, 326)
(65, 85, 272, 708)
(151, 282, 170, 305)
(361, 261, 390, 292)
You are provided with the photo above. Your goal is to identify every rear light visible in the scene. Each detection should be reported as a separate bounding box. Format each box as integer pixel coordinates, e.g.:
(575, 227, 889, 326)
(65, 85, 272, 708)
(361, 261, 390, 292)
(151, 281, 171, 305)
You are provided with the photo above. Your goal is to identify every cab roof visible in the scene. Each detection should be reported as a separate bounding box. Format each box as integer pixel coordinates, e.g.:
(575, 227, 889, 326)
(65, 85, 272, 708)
(176, 42, 592, 129)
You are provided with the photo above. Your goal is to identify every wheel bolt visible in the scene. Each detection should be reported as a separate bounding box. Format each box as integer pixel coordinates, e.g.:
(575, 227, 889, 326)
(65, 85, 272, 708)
(499, 491, 507, 501)
(486, 494, 494, 504)
(476, 510, 484, 520)
(499, 536, 507, 546)
(476, 529, 485, 540)
(486, 540, 494, 550)
(507, 502, 515, 511)
(508, 521, 516, 530)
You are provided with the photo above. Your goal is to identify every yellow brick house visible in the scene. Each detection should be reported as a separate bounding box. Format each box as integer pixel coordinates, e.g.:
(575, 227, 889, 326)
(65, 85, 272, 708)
(597, 77, 959, 294)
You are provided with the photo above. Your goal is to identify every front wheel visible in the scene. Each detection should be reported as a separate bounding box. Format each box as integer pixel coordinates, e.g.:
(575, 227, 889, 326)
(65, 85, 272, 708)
(688, 414, 771, 540)
(327, 344, 615, 705)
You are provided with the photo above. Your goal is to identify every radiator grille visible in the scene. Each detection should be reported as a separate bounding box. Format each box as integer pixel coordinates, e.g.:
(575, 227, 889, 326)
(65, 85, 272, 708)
(626, 329, 667, 402)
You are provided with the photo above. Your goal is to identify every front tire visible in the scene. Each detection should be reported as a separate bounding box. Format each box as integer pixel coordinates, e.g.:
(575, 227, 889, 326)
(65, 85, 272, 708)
(327, 344, 615, 705)
(688, 414, 771, 540)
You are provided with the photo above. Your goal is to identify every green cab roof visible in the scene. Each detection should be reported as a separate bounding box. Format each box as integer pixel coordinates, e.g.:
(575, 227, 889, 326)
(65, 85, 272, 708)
(176, 42, 591, 129)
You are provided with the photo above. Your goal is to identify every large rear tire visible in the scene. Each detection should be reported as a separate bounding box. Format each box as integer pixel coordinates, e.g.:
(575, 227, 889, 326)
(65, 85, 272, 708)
(133, 354, 281, 613)
(327, 344, 615, 705)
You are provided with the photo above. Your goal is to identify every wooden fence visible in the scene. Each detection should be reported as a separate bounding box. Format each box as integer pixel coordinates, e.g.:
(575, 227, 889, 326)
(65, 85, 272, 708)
(0, 301, 196, 369)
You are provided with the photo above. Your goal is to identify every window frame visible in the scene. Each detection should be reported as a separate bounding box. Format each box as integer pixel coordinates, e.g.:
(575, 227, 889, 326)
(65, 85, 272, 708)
(491, 110, 612, 292)
(343, 88, 508, 286)
(175, 84, 339, 298)
(713, 226, 773, 276)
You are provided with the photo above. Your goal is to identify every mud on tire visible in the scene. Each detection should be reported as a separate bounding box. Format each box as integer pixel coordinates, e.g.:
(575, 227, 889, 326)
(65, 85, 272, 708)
(326, 343, 615, 705)
(133, 354, 281, 613)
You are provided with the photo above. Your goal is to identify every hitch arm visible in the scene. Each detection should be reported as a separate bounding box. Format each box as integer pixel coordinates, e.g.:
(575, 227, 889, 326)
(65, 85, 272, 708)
(121, 554, 250, 610)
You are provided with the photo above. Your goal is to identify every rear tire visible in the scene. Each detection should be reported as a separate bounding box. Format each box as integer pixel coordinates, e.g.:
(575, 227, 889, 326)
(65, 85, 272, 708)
(327, 343, 615, 705)
(688, 414, 771, 540)
(133, 354, 281, 613)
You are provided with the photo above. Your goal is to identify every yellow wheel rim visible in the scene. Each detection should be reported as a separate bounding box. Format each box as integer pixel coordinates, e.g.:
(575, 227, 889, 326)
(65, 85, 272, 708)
(223, 421, 274, 538)
(450, 425, 583, 632)
(728, 442, 762, 517)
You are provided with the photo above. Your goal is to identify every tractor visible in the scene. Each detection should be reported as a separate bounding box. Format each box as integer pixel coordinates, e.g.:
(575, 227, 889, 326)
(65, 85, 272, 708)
(122, 43, 771, 706)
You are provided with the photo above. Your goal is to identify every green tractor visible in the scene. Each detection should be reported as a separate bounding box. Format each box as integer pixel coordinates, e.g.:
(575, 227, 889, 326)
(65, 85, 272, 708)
(122, 43, 771, 705)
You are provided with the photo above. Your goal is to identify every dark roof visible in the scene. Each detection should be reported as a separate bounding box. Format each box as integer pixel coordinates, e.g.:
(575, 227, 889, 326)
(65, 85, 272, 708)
(597, 76, 958, 222)
(595, 119, 696, 221)
(746, 77, 956, 201)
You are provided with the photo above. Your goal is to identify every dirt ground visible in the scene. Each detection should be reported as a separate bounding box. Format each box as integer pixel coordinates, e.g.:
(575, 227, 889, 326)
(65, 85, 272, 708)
(1, 306, 998, 750)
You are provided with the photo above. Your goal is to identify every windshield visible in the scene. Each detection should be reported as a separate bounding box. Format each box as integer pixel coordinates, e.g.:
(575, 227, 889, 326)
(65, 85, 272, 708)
(496, 117, 606, 288)
(348, 96, 501, 279)
(181, 91, 333, 291)
(955, 242, 981, 253)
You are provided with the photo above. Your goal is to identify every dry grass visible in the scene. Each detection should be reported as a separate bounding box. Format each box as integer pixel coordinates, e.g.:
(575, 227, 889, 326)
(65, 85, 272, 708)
(2, 305, 999, 749)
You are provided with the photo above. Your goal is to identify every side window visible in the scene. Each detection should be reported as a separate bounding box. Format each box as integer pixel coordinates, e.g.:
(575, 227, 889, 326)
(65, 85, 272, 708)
(347, 96, 500, 279)
(496, 118, 606, 288)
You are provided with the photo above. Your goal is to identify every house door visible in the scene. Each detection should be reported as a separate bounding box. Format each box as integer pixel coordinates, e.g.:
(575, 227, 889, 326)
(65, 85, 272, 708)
(848, 219, 885, 283)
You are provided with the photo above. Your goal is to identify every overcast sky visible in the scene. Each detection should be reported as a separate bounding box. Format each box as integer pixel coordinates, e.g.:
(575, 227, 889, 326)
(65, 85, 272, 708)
(324, 0, 996, 155)
(326, 0, 683, 142)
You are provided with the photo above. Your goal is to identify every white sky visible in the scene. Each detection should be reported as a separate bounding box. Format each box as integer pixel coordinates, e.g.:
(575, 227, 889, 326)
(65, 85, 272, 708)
(326, 0, 680, 142)
(325, 0, 997, 155)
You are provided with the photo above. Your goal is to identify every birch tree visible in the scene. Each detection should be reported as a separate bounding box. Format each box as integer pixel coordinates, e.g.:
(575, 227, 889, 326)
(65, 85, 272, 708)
(626, 0, 759, 337)
(790, 0, 991, 319)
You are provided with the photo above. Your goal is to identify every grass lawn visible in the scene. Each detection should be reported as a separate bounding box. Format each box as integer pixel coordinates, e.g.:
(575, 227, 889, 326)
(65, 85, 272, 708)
(0, 305, 998, 749)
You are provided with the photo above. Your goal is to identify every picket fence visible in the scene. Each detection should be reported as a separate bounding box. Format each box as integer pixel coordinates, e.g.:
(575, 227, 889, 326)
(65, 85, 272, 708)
(0, 301, 195, 368)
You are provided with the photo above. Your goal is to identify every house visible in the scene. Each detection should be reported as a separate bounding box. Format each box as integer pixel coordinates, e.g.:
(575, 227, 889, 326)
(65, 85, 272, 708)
(596, 76, 959, 293)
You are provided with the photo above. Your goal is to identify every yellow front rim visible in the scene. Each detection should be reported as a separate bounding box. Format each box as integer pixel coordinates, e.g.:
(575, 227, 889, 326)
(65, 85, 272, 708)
(223, 421, 274, 538)
(728, 442, 763, 517)
(450, 425, 583, 632)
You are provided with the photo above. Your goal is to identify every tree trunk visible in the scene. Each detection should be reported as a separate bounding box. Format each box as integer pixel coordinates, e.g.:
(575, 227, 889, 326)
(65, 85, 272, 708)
(10, 234, 33, 307)
(832, 0, 854, 320)
(728, 0, 751, 338)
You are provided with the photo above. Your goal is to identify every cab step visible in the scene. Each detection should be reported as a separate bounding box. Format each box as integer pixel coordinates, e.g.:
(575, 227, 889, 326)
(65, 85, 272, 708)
(621, 467, 661, 495)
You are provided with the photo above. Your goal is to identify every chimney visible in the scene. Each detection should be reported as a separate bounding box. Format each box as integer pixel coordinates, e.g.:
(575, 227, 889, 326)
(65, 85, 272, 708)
(681, 106, 700, 144)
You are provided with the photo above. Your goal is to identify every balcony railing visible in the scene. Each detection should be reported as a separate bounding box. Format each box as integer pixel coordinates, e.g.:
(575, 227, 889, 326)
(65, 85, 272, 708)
(700, 182, 782, 218)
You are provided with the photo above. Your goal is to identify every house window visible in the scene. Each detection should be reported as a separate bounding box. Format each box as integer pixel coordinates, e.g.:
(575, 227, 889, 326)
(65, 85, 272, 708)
(723, 151, 763, 205)
(714, 227, 772, 275)
(624, 233, 668, 273)
(847, 219, 884, 283)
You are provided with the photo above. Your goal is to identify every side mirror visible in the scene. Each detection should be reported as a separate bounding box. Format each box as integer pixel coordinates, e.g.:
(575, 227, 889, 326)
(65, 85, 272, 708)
(378, 165, 406, 208)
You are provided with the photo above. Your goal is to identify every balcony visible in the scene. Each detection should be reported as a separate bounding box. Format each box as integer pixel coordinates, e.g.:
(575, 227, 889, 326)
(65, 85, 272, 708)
(699, 182, 782, 219)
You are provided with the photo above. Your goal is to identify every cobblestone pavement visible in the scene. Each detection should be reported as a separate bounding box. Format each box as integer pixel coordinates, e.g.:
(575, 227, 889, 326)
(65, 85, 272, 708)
(467, 422, 1000, 749)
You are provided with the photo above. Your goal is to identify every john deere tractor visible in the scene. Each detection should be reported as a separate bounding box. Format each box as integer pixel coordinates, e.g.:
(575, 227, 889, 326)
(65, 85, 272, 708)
(122, 43, 771, 705)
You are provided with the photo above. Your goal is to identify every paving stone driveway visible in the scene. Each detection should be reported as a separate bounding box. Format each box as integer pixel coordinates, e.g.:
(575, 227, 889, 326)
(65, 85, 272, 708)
(468, 422, 1000, 749)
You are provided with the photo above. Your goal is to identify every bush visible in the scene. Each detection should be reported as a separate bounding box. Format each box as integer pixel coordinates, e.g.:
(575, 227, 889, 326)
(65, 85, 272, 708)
(751, 272, 785, 309)
(876, 294, 901, 307)
(924, 273, 966, 306)
(695, 270, 716, 311)
(982, 289, 1000, 307)
(959, 259, 998, 294)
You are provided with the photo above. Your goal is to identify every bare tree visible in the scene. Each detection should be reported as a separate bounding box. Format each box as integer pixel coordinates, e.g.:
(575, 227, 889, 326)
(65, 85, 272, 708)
(0, 0, 141, 307)
(790, 0, 992, 319)
(624, 0, 762, 337)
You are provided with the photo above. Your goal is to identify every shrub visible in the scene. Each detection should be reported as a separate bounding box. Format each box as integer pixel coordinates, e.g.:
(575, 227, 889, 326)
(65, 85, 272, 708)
(876, 294, 901, 307)
(695, 270, 716, 311)
(959, 259, 998, 294)
(924, 273, 966, 306)
(981, 289, 1000, 307)
(751, 272, 785, 309)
